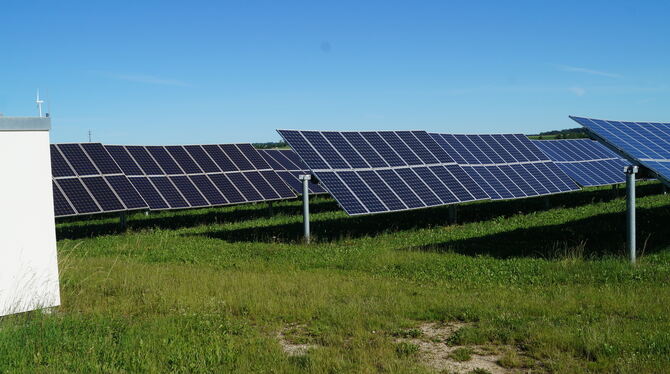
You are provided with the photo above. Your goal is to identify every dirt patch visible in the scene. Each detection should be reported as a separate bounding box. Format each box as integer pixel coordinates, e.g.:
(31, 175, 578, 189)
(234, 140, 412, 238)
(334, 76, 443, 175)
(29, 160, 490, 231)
(394, 322, 534, 374)
(276, 324, 318, 356)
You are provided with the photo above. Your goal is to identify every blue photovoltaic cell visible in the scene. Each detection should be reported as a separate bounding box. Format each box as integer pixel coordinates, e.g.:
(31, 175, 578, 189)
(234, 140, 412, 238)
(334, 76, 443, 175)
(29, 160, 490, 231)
(276, 171, 303, 192)
(316, 172, 367, 215)
(81, 177, 125, 211)
(220, 144, 255, 170)
(258, 150, 285, 170)
(281, 148, 309, 169)
(147, 146, 184, 175)
(208, 173, 246, 203)
(129, 177, 170, 210)
(57, 144, 99, 176)
(189, 174, 227, 205)
(50, 145, 76, 177)
(429, 133, 579, 200)
(226, 173, 263, 201)
(150, 176, 189, 208)
(52, 182, 76, 216)
(533, 139, 629, 187)
(357, 170, 406, 211)
(202, 144, 238, 172)
(56, 178, 101, 214)
(170, 175, 209, 207)
(105, 175, 148, 209)
(279, 130, 489, 215)
(126, 146, 165, 175)
(184, 145, 221, 173)
(81, 143, 122, 174)
(166, 146, 202, 174)
(260, 171, 296, 198)
(243, 171, 281, 200)
(104, 146, 144, 176)
(237, 144, 272, 170)
(322, 132, 370, 168)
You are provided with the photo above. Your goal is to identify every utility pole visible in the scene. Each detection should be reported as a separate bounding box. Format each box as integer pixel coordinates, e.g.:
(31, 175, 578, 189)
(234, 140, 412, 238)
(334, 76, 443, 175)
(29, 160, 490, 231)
(88, 130, 92, 142)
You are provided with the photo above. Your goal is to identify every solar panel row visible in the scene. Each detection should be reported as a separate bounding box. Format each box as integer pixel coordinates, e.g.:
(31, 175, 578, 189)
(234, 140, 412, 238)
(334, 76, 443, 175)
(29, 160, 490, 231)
(51, 143, 148, 217)
(258, 149, 326, 194)
(277, 130, 489, 215)
(533, 139, 629, 187)
(570, 116, 670, 187)
(52, 143, 297, 218)
(104, 144, 296, 211)
(430, 133, 580, 200)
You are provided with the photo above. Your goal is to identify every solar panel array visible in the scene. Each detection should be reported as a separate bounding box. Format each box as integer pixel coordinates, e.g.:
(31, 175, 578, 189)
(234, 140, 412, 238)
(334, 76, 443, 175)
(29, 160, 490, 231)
(533, 139, 629, 187)
(430, 133, 580, 200)
(258, 149, 326, 194)
(277, 130, 489, 215)
(570, 116, 670, 186)
(51, 143, 148, 217)
(103, 144, 296, 211)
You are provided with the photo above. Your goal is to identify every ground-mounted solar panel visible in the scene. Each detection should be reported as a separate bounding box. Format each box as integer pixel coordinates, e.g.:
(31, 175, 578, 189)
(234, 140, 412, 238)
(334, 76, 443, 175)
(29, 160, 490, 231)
(430, 133, 580, 200)
(277, 130, 489, 215)
(51, 143, 149, 217)
(104, 143, 296, 212)
(258, 149, 326, 194)
(533, 139, 630, 187)
(570, 116, 670, 187)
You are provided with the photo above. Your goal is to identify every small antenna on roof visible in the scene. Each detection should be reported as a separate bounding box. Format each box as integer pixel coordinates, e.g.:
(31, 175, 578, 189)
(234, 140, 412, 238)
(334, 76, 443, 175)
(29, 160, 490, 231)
(88, 129, 92, 142)
(35, 89, 44, 117)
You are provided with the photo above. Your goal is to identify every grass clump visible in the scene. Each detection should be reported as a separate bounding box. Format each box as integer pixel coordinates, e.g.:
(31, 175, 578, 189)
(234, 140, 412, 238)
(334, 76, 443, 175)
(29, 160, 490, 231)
(449, 347, 473, 362)
(395, 342, 420, 357)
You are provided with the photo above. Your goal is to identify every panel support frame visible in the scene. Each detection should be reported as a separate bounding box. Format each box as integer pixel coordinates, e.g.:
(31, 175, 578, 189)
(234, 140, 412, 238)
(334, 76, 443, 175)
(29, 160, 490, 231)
(625, 166, 638, 264)
(299, 174, 311, 243)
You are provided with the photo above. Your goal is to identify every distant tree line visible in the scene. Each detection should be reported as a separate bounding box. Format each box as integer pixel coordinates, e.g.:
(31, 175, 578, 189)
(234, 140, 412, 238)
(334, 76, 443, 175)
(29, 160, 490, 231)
(253, 141, 288, 149)
(528, 127, 590, 140)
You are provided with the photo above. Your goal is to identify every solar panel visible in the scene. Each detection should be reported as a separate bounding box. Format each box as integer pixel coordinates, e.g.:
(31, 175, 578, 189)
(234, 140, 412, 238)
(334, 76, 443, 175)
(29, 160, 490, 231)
(533, 139, 630, 187)
(430, 133, 580, 200)
(277, 130, 488, 215)
(52, 143, 149, 217)
(258, 149, 326, 194)
(570, 116, 670, 187)
(104, 143, 296, 212)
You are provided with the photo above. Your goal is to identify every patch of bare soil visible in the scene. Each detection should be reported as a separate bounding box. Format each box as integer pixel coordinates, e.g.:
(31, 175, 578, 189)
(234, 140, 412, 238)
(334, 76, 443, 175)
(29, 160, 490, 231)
(276, 323, 318, 356)
(394, 322, 534, 374)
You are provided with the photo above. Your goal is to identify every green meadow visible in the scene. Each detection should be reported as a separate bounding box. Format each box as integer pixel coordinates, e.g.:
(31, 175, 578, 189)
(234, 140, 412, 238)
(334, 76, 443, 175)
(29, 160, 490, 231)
(1, 182, 669, 373)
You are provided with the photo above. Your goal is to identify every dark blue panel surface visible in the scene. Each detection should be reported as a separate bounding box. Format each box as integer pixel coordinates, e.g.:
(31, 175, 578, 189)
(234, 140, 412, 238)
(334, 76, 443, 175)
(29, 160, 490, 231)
(127, 146, 165, 175)
(302, 131, 350, 169)
(316, 172, 367, 215)
(336, 171, 387, 213)
(53, 182, 76, 217)
(375, 169, 425, 209)
(277, 171, 304, 192)
(396, 131, 439, 164)
(202, 145, 238, 172)
(184, 145, 221, 173)
(208, 173, 246, 203)
(260, 171, 296, 198)
(129, 177, 170, 210)
(243, 171, 281, 200)
(166, 146, 202, 174)
(81, 143, 122, 174)
(146, 146, 183, 175)
(443, 165, 489, 200)
(220, 144, 255, 171)
(461, 166, 502, 200)
(322, 132, 370, 168)
(373, 132, 415, 166)
(412, 166, 458, 204)
(170, 175, 209, 207)
(81, 176, 125, 211)
(56, 178, 100, 213)
(51, 145, 76, 177)
(57, 144, 99, 176)
(105, 146, 144, 176)
(340, 132, 388, 168)
(474, 166, 514, 199)
(258, 150, 286, 170)
(237, 144, 272, 170)
(277, 131, 331, 170)
(226, 173, 263, 201)
(412, 131, 454, 163)
(189, 174, 227, 205)
(357, 170, 406, 210)
(280, 149, 309, 169)
(395, 168, 441, 207)
(105, 175, 148, 209)
(150, 176, 189, 208)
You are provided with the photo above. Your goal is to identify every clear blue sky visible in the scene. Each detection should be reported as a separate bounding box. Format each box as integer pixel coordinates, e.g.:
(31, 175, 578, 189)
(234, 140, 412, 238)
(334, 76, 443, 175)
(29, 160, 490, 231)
(2, 0, 669, 144)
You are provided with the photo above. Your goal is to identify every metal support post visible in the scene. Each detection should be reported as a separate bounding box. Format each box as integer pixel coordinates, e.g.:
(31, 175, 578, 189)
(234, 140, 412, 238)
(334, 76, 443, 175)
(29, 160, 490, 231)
(662, 184, 667, 195)
(543, 196, 551, 209)
(448, 205, 457, 224)
(625, 166, 638, 264)
(299, 174, 311, 243)
(268, 201, 274, 216)
(119, 212, 127, 230)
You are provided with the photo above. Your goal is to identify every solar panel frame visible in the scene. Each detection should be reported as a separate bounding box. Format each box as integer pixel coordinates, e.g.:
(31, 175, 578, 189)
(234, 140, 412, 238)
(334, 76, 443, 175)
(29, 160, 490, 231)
(429, 133, 580, 201)
(258, 149, 327, 194)
(533, 138, 630, 187)
(279, 130, 488, 215)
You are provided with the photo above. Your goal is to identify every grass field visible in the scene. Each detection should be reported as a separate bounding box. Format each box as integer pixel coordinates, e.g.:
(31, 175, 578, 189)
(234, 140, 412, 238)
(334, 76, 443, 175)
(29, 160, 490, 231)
(1, 182, 670, 373)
